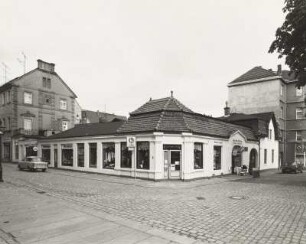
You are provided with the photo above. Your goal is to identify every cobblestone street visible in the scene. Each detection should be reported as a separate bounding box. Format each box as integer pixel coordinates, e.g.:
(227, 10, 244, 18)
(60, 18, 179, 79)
(1, 163, 306, 244)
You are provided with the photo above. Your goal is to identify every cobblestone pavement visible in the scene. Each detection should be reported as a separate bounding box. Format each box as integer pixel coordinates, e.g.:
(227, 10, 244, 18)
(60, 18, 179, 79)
(2, 163, 306, 244)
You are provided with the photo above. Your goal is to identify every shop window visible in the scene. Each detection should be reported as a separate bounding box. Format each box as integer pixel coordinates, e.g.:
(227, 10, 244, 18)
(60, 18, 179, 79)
(137, 142, 150, 169)
(296, 108, 303, 119)
(121, 142, 132, 168)
(24, 92, 32, 104)
(77, 143, 84, 167)
(103, 143, 115, 169)
(213, 146, 221, 170)
(60, 99, 67, 110)
(264, 149, 267, 164)
(41, 145, 51, 164)
(194, 143, 203, 169)
(61, 144, 73, 166)
(89, 143, 97, 168)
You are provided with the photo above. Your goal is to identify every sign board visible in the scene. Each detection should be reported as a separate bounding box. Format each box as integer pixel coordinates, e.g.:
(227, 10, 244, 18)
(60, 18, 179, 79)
(163, 144, 181, 150)
(127, 137, 136, 148)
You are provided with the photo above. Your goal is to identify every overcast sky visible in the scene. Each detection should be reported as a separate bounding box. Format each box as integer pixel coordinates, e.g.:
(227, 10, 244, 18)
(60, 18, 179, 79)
(1, 0, 286, 117)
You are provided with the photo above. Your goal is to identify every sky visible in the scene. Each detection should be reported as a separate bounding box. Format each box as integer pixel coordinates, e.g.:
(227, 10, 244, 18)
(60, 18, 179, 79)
(0, 0, 286, 117)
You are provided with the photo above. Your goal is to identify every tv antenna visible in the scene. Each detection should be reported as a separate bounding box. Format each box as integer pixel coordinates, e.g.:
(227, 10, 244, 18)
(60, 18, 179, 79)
(17, 52, 27, 74)
(2, 62, 9, 83)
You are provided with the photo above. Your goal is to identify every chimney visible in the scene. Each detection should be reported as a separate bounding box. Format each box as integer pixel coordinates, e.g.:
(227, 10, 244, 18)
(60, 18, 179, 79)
(277, 64, 282, 75)
(37, 59, 55, 72)
(224, 101, 230, 117)
(170, 91, 173, 97)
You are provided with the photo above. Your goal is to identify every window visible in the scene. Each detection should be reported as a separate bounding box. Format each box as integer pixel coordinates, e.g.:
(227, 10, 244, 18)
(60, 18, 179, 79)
(296, 131, 302, 141)
(137, 142, 150, 169)
(24, 92, 32, 104)
(296, 86, 303, 96)
(42, 77, 51, 89)
(62, 121, 69, 131)
(296, 108, 303, 119)
(24, 118, 32, 130)
(121, 142, 132, 168)
(194, 143, 203, 169)
(60, 99, 67, 110)
(77, 143, 84, 167)
(280, 107, 284, 119)
(15, 145, 19, 160)
(103, 143, 115, 169)
(1, 93, 4, 105)
(213, 146, 222, 170)
(264, 149, 267, 164)
(89, 143, 97, 168)
(272, 149, 274, 163)
(280, 85, 284, 96)
(61, 144, 73, 166)
(41, 145, 51, 164)
(269, 129, 272, 139)
(6, 91, 10, 103)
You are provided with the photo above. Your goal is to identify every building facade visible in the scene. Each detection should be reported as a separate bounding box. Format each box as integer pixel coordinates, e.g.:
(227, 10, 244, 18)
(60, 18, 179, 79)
(227, 65, 306, 166)
(38, 96, 278, 180)
(0, 59, 77, 162)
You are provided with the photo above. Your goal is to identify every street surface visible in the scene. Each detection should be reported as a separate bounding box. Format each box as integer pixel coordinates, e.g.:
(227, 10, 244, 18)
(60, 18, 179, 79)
(0, 163, 306, 244)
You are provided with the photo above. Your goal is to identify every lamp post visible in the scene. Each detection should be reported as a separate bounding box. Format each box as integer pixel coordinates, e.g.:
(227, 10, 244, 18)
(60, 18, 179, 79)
(0, 128, 4, 182)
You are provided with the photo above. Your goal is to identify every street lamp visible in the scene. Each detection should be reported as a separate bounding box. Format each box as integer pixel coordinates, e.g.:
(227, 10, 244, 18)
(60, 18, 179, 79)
(0, 126, 5, 182)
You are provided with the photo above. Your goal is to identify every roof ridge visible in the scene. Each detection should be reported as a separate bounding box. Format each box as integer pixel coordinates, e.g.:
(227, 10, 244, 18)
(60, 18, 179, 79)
(155, 111, 165, 131)
(172, 97, 185, 112)
(163, 97, 172, 110)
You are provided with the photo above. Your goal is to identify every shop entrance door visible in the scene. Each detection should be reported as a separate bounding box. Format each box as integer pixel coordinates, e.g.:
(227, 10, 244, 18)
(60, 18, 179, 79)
(163, 150, 181, 179)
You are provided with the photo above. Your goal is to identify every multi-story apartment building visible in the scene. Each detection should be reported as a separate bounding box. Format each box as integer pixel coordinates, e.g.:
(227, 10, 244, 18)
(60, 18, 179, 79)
(227, 65, 306, 166)
(0, 59, 77, 162)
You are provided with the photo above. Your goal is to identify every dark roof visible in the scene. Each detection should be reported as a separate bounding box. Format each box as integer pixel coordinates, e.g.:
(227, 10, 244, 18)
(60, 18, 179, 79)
(130, 97, 193, 115)
(81, 110, 127, 123)
(118, 97, 258, 141)
(219, 112, 279, 139)
(45, 121, 125, 139)
(229, 66, 278, 85)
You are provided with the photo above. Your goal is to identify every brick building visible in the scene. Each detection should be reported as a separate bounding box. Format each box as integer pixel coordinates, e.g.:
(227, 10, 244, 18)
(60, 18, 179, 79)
(0, 59, 77, 162)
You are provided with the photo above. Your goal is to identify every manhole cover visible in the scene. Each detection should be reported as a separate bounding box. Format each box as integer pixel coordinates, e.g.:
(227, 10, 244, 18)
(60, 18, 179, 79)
(196, 196, 205, 200)
(229, 196, 247, 200)
(36, 191, 46, 194)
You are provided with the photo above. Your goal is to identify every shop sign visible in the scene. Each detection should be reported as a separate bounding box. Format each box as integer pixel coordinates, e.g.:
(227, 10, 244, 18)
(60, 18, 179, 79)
(163, 144, 181, 150)
(233, 139, 243, 145)
(127, 137, 136, 148)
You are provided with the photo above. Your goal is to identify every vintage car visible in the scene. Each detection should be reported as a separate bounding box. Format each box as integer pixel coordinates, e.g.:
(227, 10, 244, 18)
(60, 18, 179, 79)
(281, 162, 303, 174)
(18, 156, 48, 172)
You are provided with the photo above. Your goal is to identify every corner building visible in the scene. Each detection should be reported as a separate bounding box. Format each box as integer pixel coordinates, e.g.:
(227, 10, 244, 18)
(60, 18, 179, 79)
(39, 96, 278, 180)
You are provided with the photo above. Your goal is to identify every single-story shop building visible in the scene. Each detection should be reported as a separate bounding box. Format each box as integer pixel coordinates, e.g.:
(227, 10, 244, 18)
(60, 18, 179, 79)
(34, 95, 279, 180)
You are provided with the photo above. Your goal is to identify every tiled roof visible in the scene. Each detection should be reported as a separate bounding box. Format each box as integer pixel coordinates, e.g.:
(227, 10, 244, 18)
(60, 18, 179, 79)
(118, 97, 258, 141)
(130, 97, 193, 115)
(229, 66, 278, 84)
(82, 110, 127, 123)
(219, 112, 279, 139)
(46, 121, 125, 139)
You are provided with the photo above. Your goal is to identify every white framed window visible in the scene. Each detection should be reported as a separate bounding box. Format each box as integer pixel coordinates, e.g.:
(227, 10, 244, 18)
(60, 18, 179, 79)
(62, 121, 69, 131)
(296, 131, 302, 141)
(296, 108, 303, 120)
(24, 92, 32, 104)
(296, 87, 303, 96)
(23, 118, 32, 130)
(280, 85, 284, 96)
(60, 99, 67, 110)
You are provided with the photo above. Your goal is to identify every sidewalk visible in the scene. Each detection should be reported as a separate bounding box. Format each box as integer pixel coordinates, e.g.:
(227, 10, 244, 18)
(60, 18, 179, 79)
(0, 183, 202, 244)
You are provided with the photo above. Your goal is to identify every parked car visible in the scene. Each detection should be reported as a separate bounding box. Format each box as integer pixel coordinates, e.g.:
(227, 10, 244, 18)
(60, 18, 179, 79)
(18, 156, 48, 172)
(281, 162, 303, 174)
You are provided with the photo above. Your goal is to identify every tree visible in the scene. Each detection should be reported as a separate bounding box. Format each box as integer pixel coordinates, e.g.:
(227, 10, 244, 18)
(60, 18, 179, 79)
(269, 0, 306, 87)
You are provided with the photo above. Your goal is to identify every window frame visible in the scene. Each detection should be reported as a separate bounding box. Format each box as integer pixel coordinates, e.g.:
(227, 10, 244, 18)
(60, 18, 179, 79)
(60, 99, 67, 110)
(23, 118, 33, 131)
(296, 131, 302, 141)
(264, 149, 267, 164)
(296, 86, 303, 96)
(296, 108, 303, 120)
(120, 142, 132, 168)
(103, 142, 115, 169)
(24, 91, 33, 104)
(62, 121, 69, 131)
(136, 141, 150, 170)
(89, 143, 97, 168)
(194, 143, 203, 169)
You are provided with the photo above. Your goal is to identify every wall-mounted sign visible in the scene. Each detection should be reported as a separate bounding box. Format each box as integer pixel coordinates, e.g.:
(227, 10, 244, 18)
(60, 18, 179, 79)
(163, 144, 181, 150)
(233, 139, 243, 145)
(127, 137, 136, 148)
(33, 147, 38, 152)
